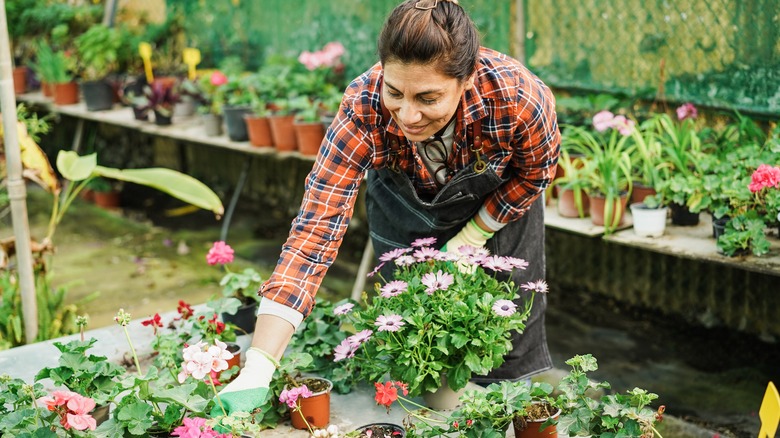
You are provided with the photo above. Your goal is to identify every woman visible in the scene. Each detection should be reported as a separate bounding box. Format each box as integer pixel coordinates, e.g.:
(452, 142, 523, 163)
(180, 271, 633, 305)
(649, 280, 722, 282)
(214, 0, 560, 415)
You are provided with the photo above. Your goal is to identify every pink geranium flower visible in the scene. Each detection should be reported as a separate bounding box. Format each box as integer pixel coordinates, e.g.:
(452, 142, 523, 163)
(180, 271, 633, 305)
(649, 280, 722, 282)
(676, 103, 698, 120)
(592, 110, 615, 132)
(748, 164, 780, 193)
(206, 241, 234, 265)
(209, 71, 227, 86)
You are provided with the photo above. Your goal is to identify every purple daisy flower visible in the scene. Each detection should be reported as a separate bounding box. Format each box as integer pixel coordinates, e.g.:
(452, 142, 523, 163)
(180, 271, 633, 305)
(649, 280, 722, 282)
(421, 270, 454, 294)
(505, 256, 529, 270)
(413, 247, 439, 262)
(333, 303, 355, 315)
(366, 262, 385, 278)
(380, 280, 408, 298)
(379, 247, 412, 262)
(481, 255, 514, 272)
(521, 280, 549, 294)
(411, 237, 437, 247)
(375, 314, 405, 332)
(333, 338, 357, 361)
(348, 329, 374, 346)
(394, 255, 416, 266)
(492, 299, 517, 317)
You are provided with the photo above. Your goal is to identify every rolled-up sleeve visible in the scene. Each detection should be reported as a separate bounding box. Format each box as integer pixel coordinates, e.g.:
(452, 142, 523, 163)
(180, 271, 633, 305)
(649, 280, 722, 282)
(259, 100, 374, 317)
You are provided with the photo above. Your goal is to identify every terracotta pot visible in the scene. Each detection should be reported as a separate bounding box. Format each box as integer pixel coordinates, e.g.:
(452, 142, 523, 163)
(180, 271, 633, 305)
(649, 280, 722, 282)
(215, 342, 242, 384)
(93, 191, 121, 209)
(421, 374, 466, 411)
(268, 115, 297, 151)
(13, 66, 27, 94)
(589, 193, 628, 229)
(513, 403, 560, 438)
(294, 121, 325, 156)
(80, 188, 95, 203)
(631, 183, 657, 205)
(289, 378, 333, 430)
(557, 188, 589, 218)
(41, 81, 54, 97)
(245, 115, 273, 147)
(53, 82, 80, 105)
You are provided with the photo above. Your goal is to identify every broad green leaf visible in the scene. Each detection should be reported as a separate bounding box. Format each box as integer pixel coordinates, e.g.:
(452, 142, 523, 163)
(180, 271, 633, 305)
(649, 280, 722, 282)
(95, 166, 224, 216)
(56, 151, 97, 181)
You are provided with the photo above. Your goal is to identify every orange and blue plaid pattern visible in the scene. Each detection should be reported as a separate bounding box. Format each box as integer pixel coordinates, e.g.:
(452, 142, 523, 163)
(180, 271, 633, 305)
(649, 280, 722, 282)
(260, 47, 560, 317)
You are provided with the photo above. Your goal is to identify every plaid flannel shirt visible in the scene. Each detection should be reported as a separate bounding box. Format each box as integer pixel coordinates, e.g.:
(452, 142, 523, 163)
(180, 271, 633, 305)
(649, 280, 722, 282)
(260, 47, 560, 317)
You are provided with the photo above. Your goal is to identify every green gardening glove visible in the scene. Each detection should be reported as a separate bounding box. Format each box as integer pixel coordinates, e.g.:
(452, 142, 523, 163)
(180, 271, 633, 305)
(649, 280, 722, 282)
(210, 347, 278, 417)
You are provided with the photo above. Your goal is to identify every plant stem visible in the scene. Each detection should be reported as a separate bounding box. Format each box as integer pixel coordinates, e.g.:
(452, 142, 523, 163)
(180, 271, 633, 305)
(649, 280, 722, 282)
(122, 326, 143, 376)
(294, 401, 316, 434)
(209, 374, 227, 417)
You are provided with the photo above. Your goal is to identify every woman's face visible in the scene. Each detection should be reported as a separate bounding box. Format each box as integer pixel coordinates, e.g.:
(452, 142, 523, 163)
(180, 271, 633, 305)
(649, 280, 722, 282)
(382, 60, 472, 142)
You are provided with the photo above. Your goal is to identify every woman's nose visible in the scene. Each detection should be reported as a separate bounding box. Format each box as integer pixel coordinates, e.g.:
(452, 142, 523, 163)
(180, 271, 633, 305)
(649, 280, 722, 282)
(396, 101, 422, 125)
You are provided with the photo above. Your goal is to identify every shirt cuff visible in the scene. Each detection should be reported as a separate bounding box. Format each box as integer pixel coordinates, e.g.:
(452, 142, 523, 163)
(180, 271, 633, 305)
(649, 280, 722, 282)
(478, 206, 508, 233)
(257, 298, 304, 330)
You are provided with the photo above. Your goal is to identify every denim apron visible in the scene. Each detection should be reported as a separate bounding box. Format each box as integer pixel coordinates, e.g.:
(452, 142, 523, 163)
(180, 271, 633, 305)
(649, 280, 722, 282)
(365, 109, 553, 380)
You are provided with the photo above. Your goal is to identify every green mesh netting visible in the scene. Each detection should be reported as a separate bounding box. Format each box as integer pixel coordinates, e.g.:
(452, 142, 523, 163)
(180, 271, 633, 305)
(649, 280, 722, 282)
(525, 0, 780, 115)
(164, 0, 512, 85)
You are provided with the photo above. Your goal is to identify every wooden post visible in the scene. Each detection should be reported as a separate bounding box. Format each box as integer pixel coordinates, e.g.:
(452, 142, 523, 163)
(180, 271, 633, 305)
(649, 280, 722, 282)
(0, 0, 38, 342)
(513, 0, 526, 64)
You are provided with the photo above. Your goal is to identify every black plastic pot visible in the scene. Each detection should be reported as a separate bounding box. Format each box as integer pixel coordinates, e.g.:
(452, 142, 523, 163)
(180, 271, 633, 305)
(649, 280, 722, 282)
(223, 105, 251, 141)
(221, 301, 258, 335)
(153, 110, 172, 126)
(712, 215, 730, 239)
(353, 423, 406, 437)
(670, 202, 700, 226)
(81, 79, 114, 111)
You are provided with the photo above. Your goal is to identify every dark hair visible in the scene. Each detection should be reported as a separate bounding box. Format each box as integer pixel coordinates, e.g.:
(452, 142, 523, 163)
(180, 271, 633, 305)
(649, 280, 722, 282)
(377, 0, 480, 81)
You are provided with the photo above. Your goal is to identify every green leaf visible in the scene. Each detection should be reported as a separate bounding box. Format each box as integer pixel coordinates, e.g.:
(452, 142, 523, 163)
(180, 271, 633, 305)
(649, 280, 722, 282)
(151, 383, 209, 414)
(95, 166, 224, 216)
(56, 151, 97, 181)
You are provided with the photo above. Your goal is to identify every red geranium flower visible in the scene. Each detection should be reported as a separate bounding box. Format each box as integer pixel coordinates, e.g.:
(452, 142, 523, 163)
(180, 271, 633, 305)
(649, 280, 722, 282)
(177, 300, 194, 320)
(141, 313, 163, 334)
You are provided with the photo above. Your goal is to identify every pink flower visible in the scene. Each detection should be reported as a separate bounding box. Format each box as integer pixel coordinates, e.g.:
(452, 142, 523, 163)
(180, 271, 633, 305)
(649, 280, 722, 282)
(520, 279, 549, 294)
(349, 329, 374, 346)
(210, 71, 227, 86)
(421, 270, 454, 294)
(66, 412, 97, 431)
(676, 103, 698, 120)
(322, 42, 345, 60)
(40, 390, 76, 410)
(333, 338, 358, 361)
(380, 280, 408, 298)
(505, 256, 529, 270)
(748, 164, 780, 193)
(592, 110, 615, 132)
(394, 255, 416, 266)
(411, 237, 437, 247)
(171, 416, 230, 437)
(481, 255, 513, 272)
(492, 299, 517, 317)
(379, 247, 411, 262)
(611, 115, 636, 136)
(375, 314, 405, 332)
(66, 394, 96, 415)
(413, 246, 440, 261)
(279, 385, 313, 409)
(206, 241, 234, 265)
(334, 302, 355, 315)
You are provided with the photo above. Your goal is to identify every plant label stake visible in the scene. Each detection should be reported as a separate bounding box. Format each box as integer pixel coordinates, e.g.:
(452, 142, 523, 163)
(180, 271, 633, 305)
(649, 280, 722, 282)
(183, 48, 201, 81)
(138, 42, 154, 84)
